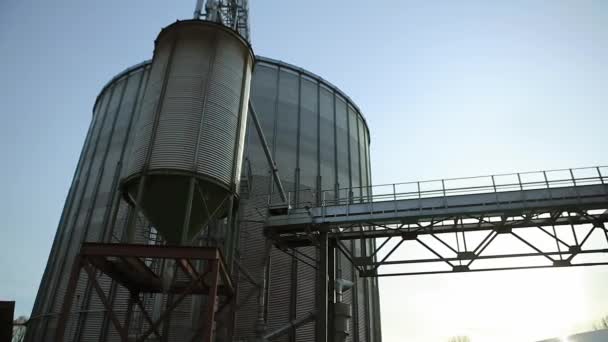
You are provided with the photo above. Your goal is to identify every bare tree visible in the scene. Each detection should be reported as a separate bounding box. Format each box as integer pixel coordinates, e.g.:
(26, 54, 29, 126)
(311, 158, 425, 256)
(12, 316, 27, 342)
(448, 336, 471, 342)
(593, 314, 608, 330)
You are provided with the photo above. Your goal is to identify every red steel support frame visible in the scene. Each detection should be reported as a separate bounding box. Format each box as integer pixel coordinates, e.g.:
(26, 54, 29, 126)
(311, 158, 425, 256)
(54, 243, 233, 342)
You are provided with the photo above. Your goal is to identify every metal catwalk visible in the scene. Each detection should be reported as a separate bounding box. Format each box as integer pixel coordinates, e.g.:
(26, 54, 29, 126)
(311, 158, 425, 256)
(265, 166, 608, 276)
(264, 166, 608, 342)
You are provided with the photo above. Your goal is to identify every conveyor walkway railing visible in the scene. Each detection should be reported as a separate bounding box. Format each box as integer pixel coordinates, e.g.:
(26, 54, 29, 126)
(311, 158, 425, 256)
(264, 166, 608, 277)
(267, 166, 608, 230)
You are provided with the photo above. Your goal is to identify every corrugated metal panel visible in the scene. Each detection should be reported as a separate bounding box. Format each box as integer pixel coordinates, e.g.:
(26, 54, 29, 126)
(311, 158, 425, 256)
(295, 246, 316, 341)
(340, 251, 354, 342)
(357, 275, 368, 342)
(127, 48, 170, 176)
(37, 85, 112, 323)
(58, 72, 128, 342)
(27, 91, 99, 331)
(72, 85, 125, 335)
(132, 24, 249, 178)
(234, 175, 272, 341)
(266, 248, 292, 342)
(46, 73, 118, 331)
(27, 64, 152, 342)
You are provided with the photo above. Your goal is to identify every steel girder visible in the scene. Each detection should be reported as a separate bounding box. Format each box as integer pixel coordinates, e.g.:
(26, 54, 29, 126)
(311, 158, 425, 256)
(267, 206, 608, 277)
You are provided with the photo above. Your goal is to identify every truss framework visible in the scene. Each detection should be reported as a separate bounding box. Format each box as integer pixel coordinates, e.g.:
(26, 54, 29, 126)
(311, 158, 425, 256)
(345, 208, 608, 276)
(270, 207, 608, 277)
(54, 243, 234, 342)
(266, 167, 608, 277)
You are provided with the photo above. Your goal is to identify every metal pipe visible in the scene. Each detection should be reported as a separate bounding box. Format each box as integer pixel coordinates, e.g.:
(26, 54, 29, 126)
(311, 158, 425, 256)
(255, 239, 272, 338)
(224, 199, 238, 270)
(248, 101, 288, 203)
(262, 311, 316, 340)
(193, 0, 204, 18)
(180, 177, 196, 244)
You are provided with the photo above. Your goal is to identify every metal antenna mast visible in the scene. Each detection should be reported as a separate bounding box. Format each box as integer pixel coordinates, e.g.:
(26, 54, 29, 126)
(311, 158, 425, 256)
(194, 0, 250, 41)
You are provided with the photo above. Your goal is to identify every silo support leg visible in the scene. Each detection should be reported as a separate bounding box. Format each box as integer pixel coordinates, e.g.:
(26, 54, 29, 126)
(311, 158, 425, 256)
(202, 260, 220, 342)
(328, 240, 336, 342)
(226, 282, 238, 342)
(181, 177, 197, 244)
(316, 231, 328, 342)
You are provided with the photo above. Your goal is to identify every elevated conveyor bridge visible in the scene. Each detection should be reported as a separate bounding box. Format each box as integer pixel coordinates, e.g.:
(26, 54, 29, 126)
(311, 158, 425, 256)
(265, 166, 608, 276)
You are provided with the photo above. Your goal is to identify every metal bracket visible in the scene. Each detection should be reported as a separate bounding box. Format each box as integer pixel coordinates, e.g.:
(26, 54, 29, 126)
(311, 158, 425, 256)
(452, 265, 470, 272)
(553, 260, 571, 267)
(359, 269, 378, 277)
(352, 256, 374, 267)
(402, 232, 418, 240)
(457, 251, 476, 260)
(494, 226, 512, 234)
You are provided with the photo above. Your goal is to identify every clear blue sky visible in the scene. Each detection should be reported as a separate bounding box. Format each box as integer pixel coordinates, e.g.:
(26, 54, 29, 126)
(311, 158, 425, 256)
(1, 1, 607, 341)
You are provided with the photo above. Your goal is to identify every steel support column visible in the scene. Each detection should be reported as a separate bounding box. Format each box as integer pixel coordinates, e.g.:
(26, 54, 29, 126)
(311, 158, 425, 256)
(202, 260, 219, 342)
(316, 230, 329, 342)
(328, 239, 336, 342)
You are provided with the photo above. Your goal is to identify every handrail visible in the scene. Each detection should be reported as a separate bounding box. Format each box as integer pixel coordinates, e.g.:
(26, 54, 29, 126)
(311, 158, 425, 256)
(270, 165, 608, 211)
(333, 165, 607, 193)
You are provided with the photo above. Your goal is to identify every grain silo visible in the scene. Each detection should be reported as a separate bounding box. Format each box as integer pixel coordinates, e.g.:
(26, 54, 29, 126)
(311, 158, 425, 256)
(26, 9, 381, 342)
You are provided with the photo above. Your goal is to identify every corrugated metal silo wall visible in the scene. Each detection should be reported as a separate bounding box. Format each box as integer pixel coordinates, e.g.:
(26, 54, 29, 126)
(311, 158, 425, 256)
(26, 62, 154, 342)
(26, 57, 381, 342)
(235, 58, 380, 342)
(25, 59, 199, 341)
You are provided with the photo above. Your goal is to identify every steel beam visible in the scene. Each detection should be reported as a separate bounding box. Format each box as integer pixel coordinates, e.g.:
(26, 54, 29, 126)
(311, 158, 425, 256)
(374, 249, 608, 266)
(372, 262, 608, 277)
(270, 206, 608, 279)
(272, 211, 607, 245)
(316, 231, 328, 342)
(202, 260, 219, 342)
(81, 243, 222, 260)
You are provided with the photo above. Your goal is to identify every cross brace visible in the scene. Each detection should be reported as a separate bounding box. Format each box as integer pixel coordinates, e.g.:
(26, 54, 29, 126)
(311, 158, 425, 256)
(267, 206, 608, 277)
(54, 243, 234, 342)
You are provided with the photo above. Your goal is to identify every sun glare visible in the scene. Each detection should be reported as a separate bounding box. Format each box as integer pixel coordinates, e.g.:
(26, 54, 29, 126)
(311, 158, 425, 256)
(380, 266, 592, 342)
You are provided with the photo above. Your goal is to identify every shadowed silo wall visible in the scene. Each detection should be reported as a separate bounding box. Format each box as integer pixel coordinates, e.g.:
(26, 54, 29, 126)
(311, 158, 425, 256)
(26, 57, 381, 342)
(235, 57, 380, 342)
